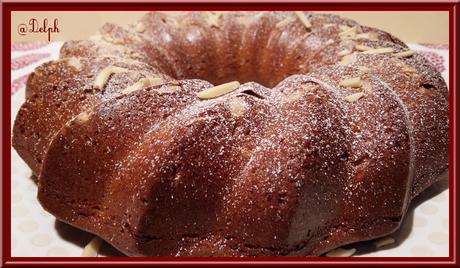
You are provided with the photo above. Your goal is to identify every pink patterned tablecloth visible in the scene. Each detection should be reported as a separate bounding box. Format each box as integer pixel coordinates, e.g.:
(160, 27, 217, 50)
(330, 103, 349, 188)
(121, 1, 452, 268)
(10, 41, 450, 257)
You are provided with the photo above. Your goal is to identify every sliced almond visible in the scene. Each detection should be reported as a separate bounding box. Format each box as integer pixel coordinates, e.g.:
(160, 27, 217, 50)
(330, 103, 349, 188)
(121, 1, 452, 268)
(228, 98, 248, 117)
(355, 44, 372, 51)
(282, 90, 305, 104)
(94, 66, 128, 90)
(355, 32, 378, 40)
(135, 22, 146, 33)
(356, 33, 370, 39)
(206, 11, 223, 27)
(373, 237, 396, 248)
(67, 57, 82, 70)
(121, 77, 163, 94)
(339, 26, 357, 40)
(240, 147, 253, 158)
(75, 111, 92, 124)
(394, 50, 415, 58)
(357, 66, 370, 74)
(196, 81, 240, 99)
(344, 92, 365, 103)
(276, 16, 296, 28)
(339, 54, 353, 66)
(157, 85, 181, 94)
(323, 23, 336, 28)
(121, 81, 143, 95)
(401, 64, 418, 76)
(362, 47, 394, 54)
(338, 49, 352, 56)
(326, 247, 356, 257)
(132, 35, 143, 43)
(325, 38, 335, 45)
(339, 24, 350, 31)
(339, 77, 362, 88)
(146, 77, 163, 87)
(294, 11, 311, 29)
(81, 237, 103, 257)
(101, 34, 124, 45)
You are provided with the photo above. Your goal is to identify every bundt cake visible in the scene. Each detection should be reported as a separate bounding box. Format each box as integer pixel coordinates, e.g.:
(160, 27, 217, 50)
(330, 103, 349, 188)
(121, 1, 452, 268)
(12, 11, 448, 257)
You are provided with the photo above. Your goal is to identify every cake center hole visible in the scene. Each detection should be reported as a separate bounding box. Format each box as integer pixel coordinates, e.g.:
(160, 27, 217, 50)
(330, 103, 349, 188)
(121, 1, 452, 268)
(171, 62, 292, 88)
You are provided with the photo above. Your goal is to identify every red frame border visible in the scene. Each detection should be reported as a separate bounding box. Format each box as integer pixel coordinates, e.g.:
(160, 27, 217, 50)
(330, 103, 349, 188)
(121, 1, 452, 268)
(1, 1, 459, 267)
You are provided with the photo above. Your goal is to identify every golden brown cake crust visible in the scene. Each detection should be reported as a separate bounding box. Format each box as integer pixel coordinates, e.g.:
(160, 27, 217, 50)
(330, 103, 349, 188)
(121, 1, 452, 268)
(12, 11, 448, 257)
